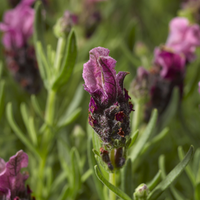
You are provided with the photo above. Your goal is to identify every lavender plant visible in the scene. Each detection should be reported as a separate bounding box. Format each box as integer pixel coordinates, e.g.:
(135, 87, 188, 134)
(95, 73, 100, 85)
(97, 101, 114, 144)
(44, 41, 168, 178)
(0, 0, 199, 200)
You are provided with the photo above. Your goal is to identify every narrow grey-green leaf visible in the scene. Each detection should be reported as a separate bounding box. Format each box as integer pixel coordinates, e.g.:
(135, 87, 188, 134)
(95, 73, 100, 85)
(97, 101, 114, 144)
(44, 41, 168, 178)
(34, 1, 46, 52)
(6, 103, 41, 159)
(128, 129, 139, 148)
(148, 170, 162, 191)
(121, 159, 132, 198)
(70, 147, 81, 197)
(52, 30, 77, 90)
(87, 137, 104, 200)
(141, 127, 169, 155)
(31, 95, 43, 119)
(94, 165, 132, 200)
(158, 88, 179, 130)
(148, 146, 194, 200)
(195, 183, 200, 200)
(0, 80, 5, 120)
(130, 109, 158, 163)
(178, 146, 195, 186)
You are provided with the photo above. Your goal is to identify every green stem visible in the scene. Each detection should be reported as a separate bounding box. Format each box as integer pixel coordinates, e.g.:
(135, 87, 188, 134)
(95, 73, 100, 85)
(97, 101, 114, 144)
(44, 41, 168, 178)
(109, 149, 116, 200)
(37, 89, 57, 199)
(45, 90, 56, 124)
(54, 37, 66, 71)
(132, 102, 142, 132)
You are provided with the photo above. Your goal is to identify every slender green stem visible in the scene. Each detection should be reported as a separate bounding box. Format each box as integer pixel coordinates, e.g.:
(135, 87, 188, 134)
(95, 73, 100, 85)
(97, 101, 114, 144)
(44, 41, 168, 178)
(37, 89, 57, 199)
(54, 37, 66, 71)
(109, 149, 116, 200)
(45, 90, 56, 125)
(109, 173, 116, 200)
(132, 102, 142, 132)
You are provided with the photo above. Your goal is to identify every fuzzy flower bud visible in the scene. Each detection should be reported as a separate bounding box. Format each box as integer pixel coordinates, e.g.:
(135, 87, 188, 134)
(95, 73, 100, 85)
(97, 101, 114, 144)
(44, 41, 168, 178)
(134, 184, 149, 200)
(83, 47, 134, 149)
(53, 10, 78, 38)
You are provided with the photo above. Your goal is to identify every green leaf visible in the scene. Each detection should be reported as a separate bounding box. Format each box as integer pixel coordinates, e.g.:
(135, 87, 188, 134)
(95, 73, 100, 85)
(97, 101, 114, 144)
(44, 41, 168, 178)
(34, 2, 47, 81)
(58, 84, 83, 127)
(121, 159, 132, 198)
(52, 30, 77, 90)
(70, 147, 81, 198)
(28, 117, 38, 146)
(6, 103, 41, 159)
(178, 146, 195, 186)
(193, 148, 200, 183)
(34, 1, 46, 52)
(128, 129, 139, 148)
(0, 80, 5, 120)
(94, 165, 132, 200)
(148, 146, 194, 200)
(81, 169, 93, 183)
(31, 95, 44, 119)
(130, 109, 158, 163)
(58, 185, 70, 200)
(195, 183, 200, 200)
(141, 127, 169, 155)
(148, 170, 162, 191)
(158, 87, 179, 130)
(87, 137, 104, 200)
(125, 20, 137, 51)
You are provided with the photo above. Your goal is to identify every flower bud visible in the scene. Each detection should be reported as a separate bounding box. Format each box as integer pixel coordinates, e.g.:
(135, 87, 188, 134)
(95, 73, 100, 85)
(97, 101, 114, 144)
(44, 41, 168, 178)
(134, 184, 149, 200)
(53, 10, 78, 38)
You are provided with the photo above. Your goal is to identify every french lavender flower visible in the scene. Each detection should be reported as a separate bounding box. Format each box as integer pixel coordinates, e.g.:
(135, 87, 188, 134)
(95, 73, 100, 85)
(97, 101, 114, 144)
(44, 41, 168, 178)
(166, 17, 200, 62)
(134, 184, 149, 200)
(83, 47, 134, 169)
(0, 0, 42, 94)
(0, 150, 35, 200)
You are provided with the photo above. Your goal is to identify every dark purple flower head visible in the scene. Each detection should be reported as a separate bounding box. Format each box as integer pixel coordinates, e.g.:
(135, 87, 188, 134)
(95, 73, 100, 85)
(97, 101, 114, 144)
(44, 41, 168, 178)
(83, 47, 133, 157)
(0, 150, 34, 200)
(166, 17, 200, 62)
(0, 0, 35, 49)
(154, 47, 186, 82)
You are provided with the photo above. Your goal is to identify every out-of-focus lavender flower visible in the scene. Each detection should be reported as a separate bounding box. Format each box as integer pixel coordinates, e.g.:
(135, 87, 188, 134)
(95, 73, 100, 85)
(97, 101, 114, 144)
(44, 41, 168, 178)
(5, 46, 42, 94)
(53, 10, 78, 38)
(166, 17, 200, 62)
(198, 82, 200, 93)
(0, 0, 42, 94)
(83, 47, 134, 169)
(154, 47, 186, 83)
(0, 0, 35, 49)
(0, 150, 35, 200)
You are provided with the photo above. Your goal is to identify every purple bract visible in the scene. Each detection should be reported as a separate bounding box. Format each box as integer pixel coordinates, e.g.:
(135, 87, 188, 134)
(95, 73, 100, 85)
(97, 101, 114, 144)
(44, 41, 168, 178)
(0, 150, 34, 200)
(154, 47, 186, 81)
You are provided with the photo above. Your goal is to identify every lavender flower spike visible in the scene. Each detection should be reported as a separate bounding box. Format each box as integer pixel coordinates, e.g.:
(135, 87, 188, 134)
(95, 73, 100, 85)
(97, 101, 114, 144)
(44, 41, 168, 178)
(166, 17, 200, 62)
(0, 0, 35, 49)
(83, 47, 134, 169)
(0, 150, 34, 200)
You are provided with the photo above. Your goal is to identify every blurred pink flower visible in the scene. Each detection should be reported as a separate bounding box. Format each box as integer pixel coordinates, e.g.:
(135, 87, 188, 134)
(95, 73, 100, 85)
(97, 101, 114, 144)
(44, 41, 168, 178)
(0, 0, 35, 49)
(166, 17, 200, 62)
